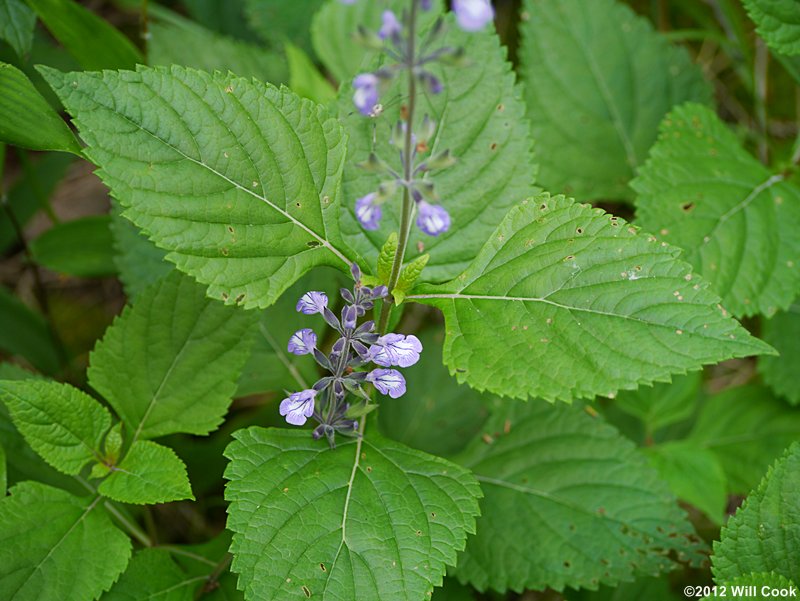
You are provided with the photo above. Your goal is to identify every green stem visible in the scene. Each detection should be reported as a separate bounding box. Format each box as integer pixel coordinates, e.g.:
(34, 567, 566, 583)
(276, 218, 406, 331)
(194, 553, 234, 600)
(73, 475, 153, 547)
(378, 0, 420, 334)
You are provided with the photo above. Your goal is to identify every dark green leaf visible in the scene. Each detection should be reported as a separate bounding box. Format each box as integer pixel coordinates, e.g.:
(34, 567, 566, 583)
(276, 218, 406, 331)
(759, 305, 800, 405)
(30, 215, 117, 277)
(0, 286, 60, 374)
(0, 0, 36, 59)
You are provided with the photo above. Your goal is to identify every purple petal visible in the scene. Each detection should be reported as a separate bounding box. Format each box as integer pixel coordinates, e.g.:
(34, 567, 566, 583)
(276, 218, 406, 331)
(367, 368, 406, 398)
(353, 73, 380, 116)
(453, 0, 495, 31)
(369, 334, 422, 368)
(279, 389, 317, 426)
(416, 201, 451, 236)
(355, 193, 382, 230)
(296, 291, 328, 314)
(287, 328, 317, 355)
(378, 10, 402, 39)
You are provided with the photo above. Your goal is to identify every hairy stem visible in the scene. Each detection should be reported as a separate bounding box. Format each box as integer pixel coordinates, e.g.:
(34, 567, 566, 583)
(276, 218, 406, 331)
(378, 0, 420, 333)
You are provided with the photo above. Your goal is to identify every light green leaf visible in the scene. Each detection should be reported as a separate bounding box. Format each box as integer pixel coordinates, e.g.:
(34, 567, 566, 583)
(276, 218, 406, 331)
(519, 0, 711, 201)
(30, 215, 117, 277)
(0, 482, 131, 601)
(759, 305, 800, 405)
(104, 549, 195, 601)
(41, 65, 354, 309)
(0, 0, 36, 59)
(613, 372, 702, 435)
(0, 379, 110, 475)
(743, 0, 800, 56)
(644, 441, 728, 524)
(408, 193, 772, 402)
(688, 384, 800, 494)
(286, 42, 335, 104)
(711, 573, 798, 598)
(712, 442, 800, 582)
(26, 0, 142, 70)
(98, 440, 193, 505)
(454, 401, 704, 593)
(0, 286, 61, 374)
(378, 329, 491, 457)
(149, 16, 288, 84)
(88, 271, 256, 441)
(244, 0, 326, 55)
(339, 10, 537, 282)
(633, 103, 800, 318)
(0, 62, 80, 153)
(224, 428, 481, 601)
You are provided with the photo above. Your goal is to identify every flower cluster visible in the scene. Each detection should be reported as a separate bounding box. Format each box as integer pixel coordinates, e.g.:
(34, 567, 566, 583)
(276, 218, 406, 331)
(279, 265, 423, 447)
(343, 0, 494, 238)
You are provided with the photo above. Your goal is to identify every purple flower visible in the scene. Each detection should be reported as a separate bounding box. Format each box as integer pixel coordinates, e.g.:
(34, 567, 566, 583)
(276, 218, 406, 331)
(367, 369, 407, 398)
(342, 305, 358, 330)
(416, 201, 451, 236)
(353, 73, 380, 116)
(379, 10, 402, 39)
(296, 291, 328, 314)
(369, 334, 423, 368)
(356, 193, 382, 230)
(453, 0, 495, 31)
(420, 0, 433, 9)
(279, 389, 317, 426)
(288, 328, 317, 355)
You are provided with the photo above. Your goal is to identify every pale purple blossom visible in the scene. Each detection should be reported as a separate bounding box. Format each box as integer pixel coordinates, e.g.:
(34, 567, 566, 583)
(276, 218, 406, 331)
(296, 291, 328, 315)
(369, 334, 423, 368)
(379, 10, 402, 39)
(279, 389, 317, 426)
(417, 201, 451, 236)
(353, 73, 380, 116)
(453, 0, 495, 31)
(356, 193, 382, 230)
(367, 369, 407, 398)
(288, 329, 317, 355)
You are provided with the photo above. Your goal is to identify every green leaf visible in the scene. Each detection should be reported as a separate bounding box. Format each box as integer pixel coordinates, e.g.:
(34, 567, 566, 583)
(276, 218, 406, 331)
(613, 372, 702, 436)
(567, 576, 683, 601)
(378, 329, 491, 457)
(743, 0, 800, 56)
(0, 152, 74, 254)
(104, 549, 195, 601)
(224, 428, 481, 601)
(408, 193, 772, 402)
(712, 442, 800, 582)
(644, 441, 728, 524)
(41, 65, 354, 309)
(0, 286, 61, 374)
(0, 0, 36, 59)
(0, 441, 6, 495)
(339, 11, 537, 283)
(182, 0, 256, 41)
(633, 103, 800, 318)
(453, 401, 704, 593)
(711, 573, 798, 598)
(688, 384, 800, 493)
(759, 306, 800, 405)
(98, 440, 193, 505)
(286, 42, 335, 104)
(519, 0, 711, 201)
(0, 62, 80, 153)
(30, 215, 117, 277)
(244, 0, 326, 55)
(26, 0, 142, 70)
(0, 481, 131, 601)
(149, 15, 288, 84)
(88, 271, 257, 440)
(432, 578, 476, 601)
(0, 379, 110, 475)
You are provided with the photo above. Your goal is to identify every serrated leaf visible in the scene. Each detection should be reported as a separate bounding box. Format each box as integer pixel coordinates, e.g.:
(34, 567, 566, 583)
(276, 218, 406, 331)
(244, 0, 325, 55)
(711, 442, 800, 582)
(224, 427, 481, 601)
(633, 103, 800, 318)
(88, 271, 256, 441)
(408, 193, 772, 402)
(759, 306, 800, 405)
(0, 62, 80, 153)
(613, 372, 702, 436)
(41, 65, 354, 309)
(644, 441, 728, 524)
(339, 10, 537, 282)
(688, 384, 800, 494)
(0, 379, 110, 474)
(26, 0, 142, 70)
(98, 440, 193, 505)
(0, 286, 61, 374)
(743, 0, 800, 56)
(453, 401, 704, 593)
(378, 329, 490, 457)
(0, 481, 131, 601)
(30, 215, 117, 277)
(519, 0, 711, 201)
(0, 0, 36, 59)
(711, 573, 798, 598)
